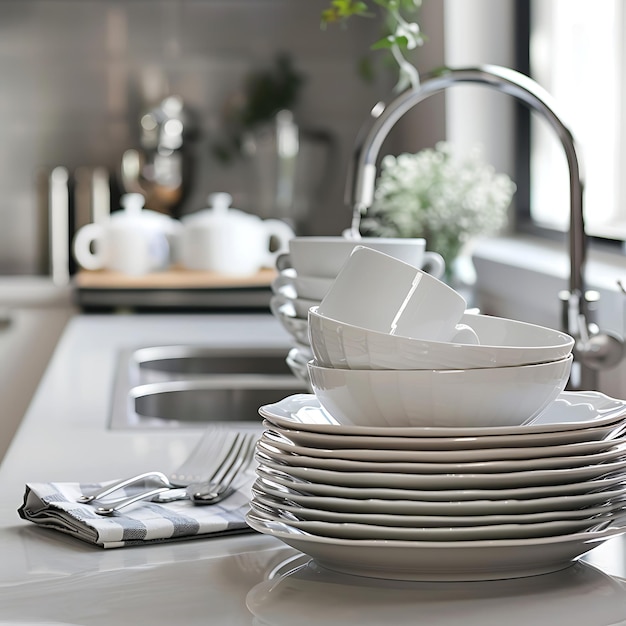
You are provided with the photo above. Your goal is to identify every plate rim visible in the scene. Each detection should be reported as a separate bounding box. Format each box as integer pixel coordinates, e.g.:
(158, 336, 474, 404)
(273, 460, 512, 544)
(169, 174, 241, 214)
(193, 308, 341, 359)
(259, 392, 626, 439)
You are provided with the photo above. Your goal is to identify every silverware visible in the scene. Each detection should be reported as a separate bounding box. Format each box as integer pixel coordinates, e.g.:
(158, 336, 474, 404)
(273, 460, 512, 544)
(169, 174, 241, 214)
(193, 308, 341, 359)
(78, 427, 258, 515)
(95, 432, 257, 515)
(77, 471, 172, 504)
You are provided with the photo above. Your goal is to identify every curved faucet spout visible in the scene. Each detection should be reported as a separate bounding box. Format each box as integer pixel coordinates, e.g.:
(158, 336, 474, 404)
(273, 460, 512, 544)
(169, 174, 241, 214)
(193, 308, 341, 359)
(346, 64, 586, 304)
(346, 64, 626, 388)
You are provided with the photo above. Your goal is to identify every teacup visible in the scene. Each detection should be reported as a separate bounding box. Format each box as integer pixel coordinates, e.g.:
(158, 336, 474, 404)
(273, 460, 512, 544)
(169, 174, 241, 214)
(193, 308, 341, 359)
(73, 193, 179, 276)
(284, 236, 445, 279)
(317, 246, 478, 344)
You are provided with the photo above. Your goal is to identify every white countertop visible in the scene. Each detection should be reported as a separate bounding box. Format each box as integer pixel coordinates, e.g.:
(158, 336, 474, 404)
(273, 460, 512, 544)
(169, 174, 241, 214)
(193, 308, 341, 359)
(0, 276, 73, 307)
(2, 313, 626, 625)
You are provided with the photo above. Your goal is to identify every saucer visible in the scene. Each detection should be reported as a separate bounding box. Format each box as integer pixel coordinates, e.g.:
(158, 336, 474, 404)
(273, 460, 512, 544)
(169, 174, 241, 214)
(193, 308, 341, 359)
(261, 425, 626, 462)
(256, 463, 626, 504)
(254, 475, 626, 516)
(257, 435, 626, 474)
(251, 487, 626, 528)
(262, 420, 626, 451)
(246, 512, 626, 581)
(259, 391, 626, 443)
(250, 503, 622, 541)
(255, 453, 626, 491)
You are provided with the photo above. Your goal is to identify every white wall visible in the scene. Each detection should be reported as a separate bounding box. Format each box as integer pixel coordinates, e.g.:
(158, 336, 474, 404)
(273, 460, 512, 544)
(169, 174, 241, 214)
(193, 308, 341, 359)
(0, 0, 398, 274)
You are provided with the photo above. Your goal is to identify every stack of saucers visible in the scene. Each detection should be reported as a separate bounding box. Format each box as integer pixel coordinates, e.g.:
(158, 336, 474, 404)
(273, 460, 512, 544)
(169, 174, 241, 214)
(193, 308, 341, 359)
(249, 391, 626, 581)
(249, 246, 626, 581)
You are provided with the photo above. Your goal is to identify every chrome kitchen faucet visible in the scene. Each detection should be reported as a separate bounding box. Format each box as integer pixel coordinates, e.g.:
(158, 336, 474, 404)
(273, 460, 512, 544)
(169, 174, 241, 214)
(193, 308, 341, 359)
(345, 64, 624, 391)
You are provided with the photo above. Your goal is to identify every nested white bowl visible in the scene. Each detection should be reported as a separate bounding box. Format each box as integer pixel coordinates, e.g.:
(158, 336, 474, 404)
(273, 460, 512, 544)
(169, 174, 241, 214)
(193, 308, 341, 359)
(286, 347, 314, 389)
(309, 307, 575, 370)
(271, 269, 335, 301)
(307, 355, 573, 429)
(270, 293, 319, 321)
(270, 297, 310, 345)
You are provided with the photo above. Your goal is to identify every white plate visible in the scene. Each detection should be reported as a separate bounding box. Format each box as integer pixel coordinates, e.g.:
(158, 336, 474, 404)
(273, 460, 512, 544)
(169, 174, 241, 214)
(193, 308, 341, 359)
(250, 500, 623, 541)
(262, 426, 626, 462)
(254, 476, 626, 516)
(256, 454, 626, 490)
(264, 419, 625, 452)
(259, 392, 626, 438)
(256, 463, 626, 503)
(251, 487, 626, 527)
(246, 512, 626, 581)
(257, 435, 626, 473)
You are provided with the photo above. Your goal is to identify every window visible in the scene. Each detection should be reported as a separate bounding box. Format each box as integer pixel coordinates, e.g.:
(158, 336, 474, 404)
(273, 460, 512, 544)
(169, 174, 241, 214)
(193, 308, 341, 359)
(527, 0, 626, 241)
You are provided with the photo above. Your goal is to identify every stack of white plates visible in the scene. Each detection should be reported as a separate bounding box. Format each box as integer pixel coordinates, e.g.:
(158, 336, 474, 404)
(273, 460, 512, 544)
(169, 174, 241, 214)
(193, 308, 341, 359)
(248, 391, 626, 581)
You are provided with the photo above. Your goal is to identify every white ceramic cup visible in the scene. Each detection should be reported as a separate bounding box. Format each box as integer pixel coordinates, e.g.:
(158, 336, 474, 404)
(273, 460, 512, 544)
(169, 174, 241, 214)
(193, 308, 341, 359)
(285, 236, 445, 279)
(73, 220, 171, 276)
(73, 193, 181, 276)
(317, 246, 478, 343)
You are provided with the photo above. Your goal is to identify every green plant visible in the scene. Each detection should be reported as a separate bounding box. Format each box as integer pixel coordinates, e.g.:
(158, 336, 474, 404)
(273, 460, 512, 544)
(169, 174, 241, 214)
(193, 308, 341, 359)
(321, 0, 424, 90)
(213, 53, 305, 163)
(360, 142, 516, 269)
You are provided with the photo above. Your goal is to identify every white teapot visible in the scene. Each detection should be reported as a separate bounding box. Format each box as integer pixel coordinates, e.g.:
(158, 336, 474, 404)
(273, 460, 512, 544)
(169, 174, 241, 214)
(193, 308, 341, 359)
(73, 193, 181, 275)
(179, 192, 295, 275)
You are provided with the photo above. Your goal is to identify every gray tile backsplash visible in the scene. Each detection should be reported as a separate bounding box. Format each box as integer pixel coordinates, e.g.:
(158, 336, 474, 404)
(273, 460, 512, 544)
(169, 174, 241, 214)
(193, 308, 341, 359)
(0, 0, 441, 275)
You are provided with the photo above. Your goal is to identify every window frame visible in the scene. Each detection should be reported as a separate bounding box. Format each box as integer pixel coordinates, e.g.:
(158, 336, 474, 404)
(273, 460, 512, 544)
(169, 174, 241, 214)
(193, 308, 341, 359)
(512, 0, 625, 253)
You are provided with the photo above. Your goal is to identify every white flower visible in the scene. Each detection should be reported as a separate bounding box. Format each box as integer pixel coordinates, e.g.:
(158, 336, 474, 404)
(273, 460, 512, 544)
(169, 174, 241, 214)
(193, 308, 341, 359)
(361, 142, 516, 265)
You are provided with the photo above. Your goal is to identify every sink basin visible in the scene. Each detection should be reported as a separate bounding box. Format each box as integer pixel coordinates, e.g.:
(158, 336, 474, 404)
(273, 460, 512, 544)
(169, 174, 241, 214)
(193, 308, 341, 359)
(110, 345, 308, 429)
(129, 345, 296, 381)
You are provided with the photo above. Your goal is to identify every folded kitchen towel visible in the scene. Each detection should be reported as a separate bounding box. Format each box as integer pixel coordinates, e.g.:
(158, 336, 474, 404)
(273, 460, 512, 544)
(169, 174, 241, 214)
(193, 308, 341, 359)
(18, 479, 254, 549)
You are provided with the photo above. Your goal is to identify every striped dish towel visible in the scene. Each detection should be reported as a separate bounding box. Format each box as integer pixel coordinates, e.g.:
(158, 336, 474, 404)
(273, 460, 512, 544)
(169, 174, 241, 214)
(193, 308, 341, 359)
(18, 478, 254, 549)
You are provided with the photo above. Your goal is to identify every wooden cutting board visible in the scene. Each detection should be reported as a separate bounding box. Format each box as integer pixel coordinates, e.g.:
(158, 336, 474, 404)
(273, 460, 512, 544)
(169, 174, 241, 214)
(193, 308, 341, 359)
(73, 267, 278, 290)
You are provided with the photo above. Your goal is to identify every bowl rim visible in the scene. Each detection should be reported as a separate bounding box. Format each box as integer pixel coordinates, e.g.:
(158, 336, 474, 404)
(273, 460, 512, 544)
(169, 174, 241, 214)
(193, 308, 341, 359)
(307, 353, 573, 374)
(308, 306, 575, 352)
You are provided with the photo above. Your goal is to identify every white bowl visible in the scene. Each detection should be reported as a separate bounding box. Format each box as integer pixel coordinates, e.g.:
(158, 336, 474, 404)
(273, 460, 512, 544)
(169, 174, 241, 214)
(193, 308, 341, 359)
(307, 355, 573, 429)
(272, 270, 335, 301)
(309, 308, 575, 370)
(286, 348, 313, 389)
(270, 299, 310, 345)
(270, 293, 319, 320)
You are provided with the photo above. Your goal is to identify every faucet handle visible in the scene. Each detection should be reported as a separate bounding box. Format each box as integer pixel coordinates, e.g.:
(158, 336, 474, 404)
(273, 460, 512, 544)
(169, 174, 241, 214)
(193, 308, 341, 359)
(576, 326, 624, 371)
(560, 288, 624, 372)
(559, 289, 599, 335)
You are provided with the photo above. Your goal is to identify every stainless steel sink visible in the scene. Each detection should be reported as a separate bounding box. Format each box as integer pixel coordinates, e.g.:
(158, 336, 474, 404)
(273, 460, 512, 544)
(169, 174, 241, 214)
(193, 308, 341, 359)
(109, 345, 308, 429)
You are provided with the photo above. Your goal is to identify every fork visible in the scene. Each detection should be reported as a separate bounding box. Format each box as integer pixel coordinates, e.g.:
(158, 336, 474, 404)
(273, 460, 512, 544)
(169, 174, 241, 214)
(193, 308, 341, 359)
(79, 427, 259, 515)
(92, 430, 258, 515)
(77, 424, 237, 504)
(94, 432, 258, 515)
